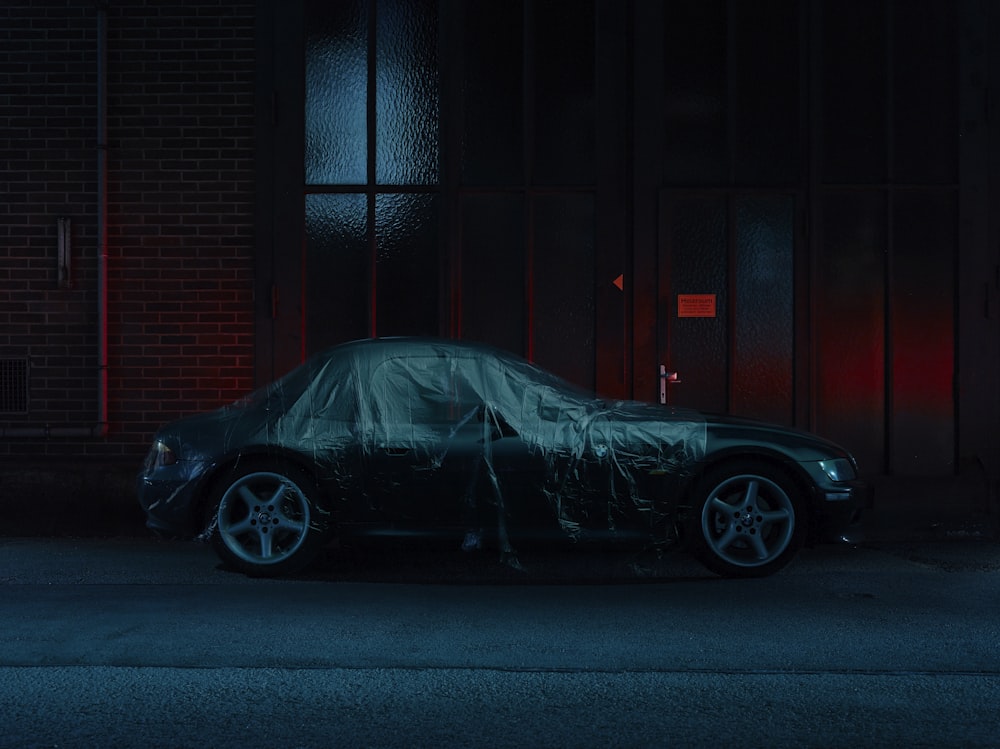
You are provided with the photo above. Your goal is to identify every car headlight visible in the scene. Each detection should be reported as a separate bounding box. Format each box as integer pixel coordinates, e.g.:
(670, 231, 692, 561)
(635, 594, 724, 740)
(818, 457, 856, 482)
(144, 440, 178, 471)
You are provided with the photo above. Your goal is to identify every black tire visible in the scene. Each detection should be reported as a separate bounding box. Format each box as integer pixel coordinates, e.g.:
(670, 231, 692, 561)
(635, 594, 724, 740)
(689, 461, 806, 578)
(206, 461, 332, 577)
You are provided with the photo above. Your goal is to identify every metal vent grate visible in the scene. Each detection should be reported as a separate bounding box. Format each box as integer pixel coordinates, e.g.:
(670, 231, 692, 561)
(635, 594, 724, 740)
(0, 358, 29, 413)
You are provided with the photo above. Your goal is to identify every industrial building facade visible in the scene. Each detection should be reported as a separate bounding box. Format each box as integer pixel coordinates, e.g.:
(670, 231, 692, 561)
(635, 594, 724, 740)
(2, 1, 998, 500)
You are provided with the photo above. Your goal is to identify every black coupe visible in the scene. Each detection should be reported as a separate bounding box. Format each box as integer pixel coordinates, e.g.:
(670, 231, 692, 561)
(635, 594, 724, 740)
(137, 337, 868, 577)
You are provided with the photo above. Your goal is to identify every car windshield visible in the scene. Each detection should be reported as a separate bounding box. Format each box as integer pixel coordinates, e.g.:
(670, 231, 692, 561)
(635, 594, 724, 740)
(228, 349, 351, 414)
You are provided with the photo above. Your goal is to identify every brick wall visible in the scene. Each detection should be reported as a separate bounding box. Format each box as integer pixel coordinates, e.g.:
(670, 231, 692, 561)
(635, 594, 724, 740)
(0, 0, 257, 462)
(0, 2, 99, 440)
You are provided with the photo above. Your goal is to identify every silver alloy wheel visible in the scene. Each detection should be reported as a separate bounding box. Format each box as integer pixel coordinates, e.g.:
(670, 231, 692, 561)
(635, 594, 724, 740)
(699, 473, 795, 568)
(216, 471, 311, 566)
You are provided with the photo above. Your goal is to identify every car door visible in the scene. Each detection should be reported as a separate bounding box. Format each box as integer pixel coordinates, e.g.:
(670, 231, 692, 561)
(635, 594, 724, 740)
(362, 355, 488, 528)
(471, 356, 618, 539)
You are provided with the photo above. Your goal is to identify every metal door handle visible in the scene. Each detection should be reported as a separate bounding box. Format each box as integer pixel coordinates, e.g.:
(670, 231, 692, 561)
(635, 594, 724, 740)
(659, 365, 681, 405)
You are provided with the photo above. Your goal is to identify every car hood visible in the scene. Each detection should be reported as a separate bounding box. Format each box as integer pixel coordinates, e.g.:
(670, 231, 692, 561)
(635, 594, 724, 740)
(154, 402, 271, 463)
(701, 412, 852, 462)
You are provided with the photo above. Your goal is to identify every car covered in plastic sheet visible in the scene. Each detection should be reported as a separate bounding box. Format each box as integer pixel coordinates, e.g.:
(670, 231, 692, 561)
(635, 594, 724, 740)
(137, 337, 869, 578)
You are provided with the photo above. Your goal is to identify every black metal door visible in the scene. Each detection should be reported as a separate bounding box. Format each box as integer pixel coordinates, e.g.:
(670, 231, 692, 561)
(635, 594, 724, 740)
(658, 190, 798, 426)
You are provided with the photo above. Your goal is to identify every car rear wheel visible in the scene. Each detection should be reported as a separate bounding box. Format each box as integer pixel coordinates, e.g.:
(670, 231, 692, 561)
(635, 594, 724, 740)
(691, 462, 806, 578)
(208, 462, 331, 577)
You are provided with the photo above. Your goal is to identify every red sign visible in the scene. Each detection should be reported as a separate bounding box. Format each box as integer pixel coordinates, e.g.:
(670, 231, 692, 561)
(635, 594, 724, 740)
(677, 294, 717, 318)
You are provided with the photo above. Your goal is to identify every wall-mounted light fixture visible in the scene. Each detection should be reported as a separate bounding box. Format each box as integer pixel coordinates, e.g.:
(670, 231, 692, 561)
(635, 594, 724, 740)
(57, 216, 71, 289)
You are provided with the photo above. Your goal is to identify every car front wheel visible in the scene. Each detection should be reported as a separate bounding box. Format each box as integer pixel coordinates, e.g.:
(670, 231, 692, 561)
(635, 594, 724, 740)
(691, 462, 806, 578)
(208, 462, 331, 577)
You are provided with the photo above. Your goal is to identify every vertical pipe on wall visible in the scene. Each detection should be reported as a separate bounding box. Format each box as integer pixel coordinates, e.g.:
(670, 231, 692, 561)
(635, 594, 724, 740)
(95, 0, 109, 436)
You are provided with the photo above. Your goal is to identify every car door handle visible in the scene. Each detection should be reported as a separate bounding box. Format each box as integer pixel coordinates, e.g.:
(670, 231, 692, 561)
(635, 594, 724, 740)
(382, 447, 410, 456)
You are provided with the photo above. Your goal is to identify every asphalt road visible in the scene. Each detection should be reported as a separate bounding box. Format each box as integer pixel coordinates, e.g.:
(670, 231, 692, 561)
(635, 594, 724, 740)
(1, 536, 999, 748)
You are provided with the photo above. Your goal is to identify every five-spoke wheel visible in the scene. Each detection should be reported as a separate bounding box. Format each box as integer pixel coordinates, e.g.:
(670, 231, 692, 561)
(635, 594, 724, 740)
(208, 462, 330, 576)
(691, 462, 806, 578)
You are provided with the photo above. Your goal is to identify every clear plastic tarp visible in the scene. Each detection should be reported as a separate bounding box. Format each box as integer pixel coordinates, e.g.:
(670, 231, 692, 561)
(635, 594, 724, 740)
(165, 339, 708, 563)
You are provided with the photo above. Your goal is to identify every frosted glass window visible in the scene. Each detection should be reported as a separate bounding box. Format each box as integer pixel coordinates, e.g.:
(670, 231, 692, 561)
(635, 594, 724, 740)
(376, 0, 439, 185)
(305, 0, 367, 185)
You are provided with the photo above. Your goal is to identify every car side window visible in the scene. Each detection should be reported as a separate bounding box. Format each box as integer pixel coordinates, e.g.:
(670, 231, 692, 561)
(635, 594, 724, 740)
(369, 356, 484, 428)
